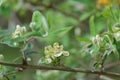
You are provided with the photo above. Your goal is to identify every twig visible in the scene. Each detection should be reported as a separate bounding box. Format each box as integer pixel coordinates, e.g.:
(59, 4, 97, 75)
(100, 53, 108, 71)
(3, 67, 23, 80)
(0, 61, 120, 78)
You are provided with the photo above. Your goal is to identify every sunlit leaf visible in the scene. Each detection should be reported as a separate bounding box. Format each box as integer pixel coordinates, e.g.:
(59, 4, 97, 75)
(76, 37, 91, 43)
(80, 10, 94, 21)
(50, 27, 72, 36)
(31, 11, 49, 37)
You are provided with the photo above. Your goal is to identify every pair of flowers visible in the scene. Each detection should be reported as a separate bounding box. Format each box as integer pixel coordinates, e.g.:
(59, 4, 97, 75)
(11, 25, 69, 64)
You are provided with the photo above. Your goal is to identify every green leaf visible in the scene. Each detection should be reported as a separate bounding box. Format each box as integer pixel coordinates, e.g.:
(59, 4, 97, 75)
(93, 62, 101, 69)
(1, 37, 24, 47)
(0, 0, 4, 6)
(23, 31, 42, 37)
(75, 0, 93, 7)
(107, 20, 113, 33)
(76, 37, 91, 43)
(1, 66, 8, 74)
(115, 41, 120, 58)
(102, 7, 111, 18)
(1, 37, 15, 47)
(0, 30, 8, 37)
(32, 11, 42, 29)
(111, 47, 119, 60)
(50, 27, 72, 36)
(102, 6, 120, 22)
(40, 27, 72, 42)
(89, 15, 96, 36)
(31, 11, 49, 37)
(80, 10, 94, 21)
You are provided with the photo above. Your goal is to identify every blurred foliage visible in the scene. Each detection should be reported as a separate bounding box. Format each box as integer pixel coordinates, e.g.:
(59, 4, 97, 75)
(0, 0, 120, 80)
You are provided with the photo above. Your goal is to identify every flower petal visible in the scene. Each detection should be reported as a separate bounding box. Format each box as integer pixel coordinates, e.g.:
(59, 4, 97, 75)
(46, 58, 52, 63)
(63, 51, 69, 56)
(54, 52, 63, 57)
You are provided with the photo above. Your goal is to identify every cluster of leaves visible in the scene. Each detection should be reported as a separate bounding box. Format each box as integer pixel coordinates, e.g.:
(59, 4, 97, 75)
(81, 6, 120, 69)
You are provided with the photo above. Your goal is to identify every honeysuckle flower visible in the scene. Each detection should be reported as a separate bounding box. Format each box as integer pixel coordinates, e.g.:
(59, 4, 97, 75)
(11, 25, 27, 38)
(44, 42, 69, 63)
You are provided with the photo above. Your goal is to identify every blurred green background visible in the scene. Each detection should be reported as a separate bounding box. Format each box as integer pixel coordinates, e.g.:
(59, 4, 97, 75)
(0, 0, 120, 80)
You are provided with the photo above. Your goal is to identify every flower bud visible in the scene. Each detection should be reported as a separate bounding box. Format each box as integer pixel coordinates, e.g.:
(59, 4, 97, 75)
(29, 22, 36, 29)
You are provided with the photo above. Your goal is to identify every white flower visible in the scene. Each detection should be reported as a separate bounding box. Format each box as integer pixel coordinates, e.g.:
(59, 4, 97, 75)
(46, 58, 52, 63)
(54, 51, 63, 57)
(44, 42, 69, 63)
(15, 25, 26, 34)
(11, 25, 27, 38)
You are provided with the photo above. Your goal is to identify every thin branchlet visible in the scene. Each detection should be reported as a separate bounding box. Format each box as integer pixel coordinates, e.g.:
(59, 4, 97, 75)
(0, 61, 120, 78)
